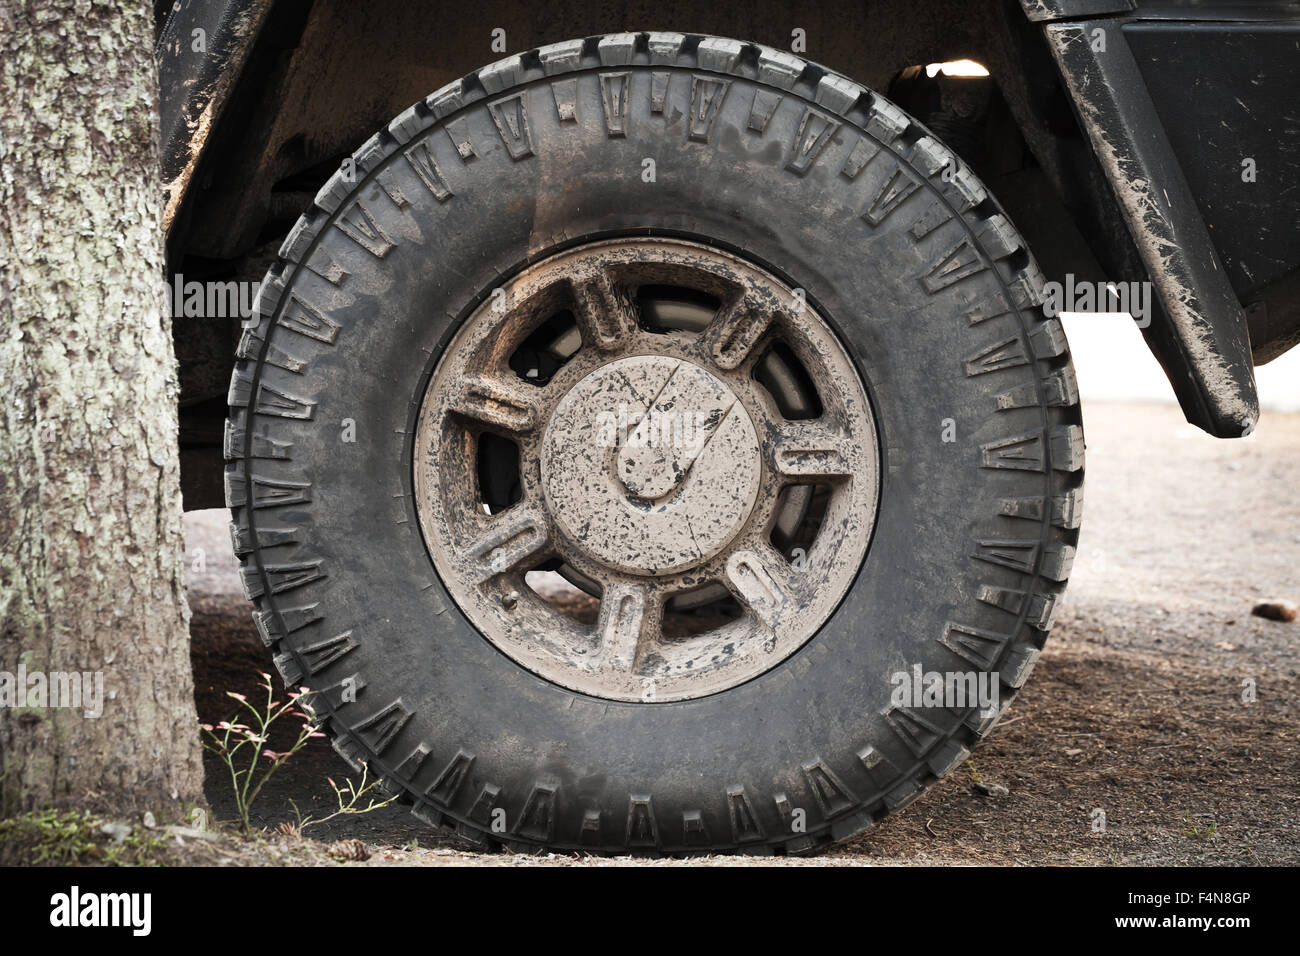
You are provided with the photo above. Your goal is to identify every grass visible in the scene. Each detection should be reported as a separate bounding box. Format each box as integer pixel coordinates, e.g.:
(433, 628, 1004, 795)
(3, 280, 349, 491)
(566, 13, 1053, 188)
(0, 809, 172, 866)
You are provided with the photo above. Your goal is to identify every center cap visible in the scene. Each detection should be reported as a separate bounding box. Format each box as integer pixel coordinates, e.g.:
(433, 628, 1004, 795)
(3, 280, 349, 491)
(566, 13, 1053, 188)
(542, 356, 761, 576)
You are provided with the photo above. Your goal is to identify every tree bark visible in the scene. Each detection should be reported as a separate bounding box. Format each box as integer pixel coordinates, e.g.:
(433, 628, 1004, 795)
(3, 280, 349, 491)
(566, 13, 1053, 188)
(0, 0, 204, 817)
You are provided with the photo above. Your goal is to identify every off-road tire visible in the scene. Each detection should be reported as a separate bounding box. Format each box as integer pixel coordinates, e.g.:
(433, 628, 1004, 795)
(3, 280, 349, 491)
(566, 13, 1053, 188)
(226, 33, 1083, 854)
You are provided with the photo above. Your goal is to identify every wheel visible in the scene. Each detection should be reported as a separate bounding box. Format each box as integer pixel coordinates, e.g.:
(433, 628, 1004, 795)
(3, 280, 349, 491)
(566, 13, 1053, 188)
(227, 33, 1083, 854)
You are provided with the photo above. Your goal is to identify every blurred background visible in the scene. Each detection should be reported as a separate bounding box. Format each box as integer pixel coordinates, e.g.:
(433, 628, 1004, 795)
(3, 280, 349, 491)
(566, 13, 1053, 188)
(1064, 312, 1300, 412)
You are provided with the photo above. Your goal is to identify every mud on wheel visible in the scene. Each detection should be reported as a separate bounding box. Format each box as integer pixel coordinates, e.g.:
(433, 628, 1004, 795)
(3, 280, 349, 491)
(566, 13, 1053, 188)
(227, 33, 1083, 854)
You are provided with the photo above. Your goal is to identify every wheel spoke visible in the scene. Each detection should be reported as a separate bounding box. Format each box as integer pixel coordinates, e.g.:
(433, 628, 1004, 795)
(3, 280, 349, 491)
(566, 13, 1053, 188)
(704, 292, 778, 370)
(447, 377, 544, 435)
(591, 583, 655, 671)
(460, 508, 550, 583)
(570, 267, 638, 353)
(773, 422, 855, 478)
(724, 547, 793, 628)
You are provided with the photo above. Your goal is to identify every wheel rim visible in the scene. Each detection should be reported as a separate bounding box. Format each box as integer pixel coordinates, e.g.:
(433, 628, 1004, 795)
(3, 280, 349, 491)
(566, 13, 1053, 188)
(413, 238, 880, 702)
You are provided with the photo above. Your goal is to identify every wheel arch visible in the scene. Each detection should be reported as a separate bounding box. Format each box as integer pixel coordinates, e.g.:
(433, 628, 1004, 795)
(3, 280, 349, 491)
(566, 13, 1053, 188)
(166, 1, 1271, 507)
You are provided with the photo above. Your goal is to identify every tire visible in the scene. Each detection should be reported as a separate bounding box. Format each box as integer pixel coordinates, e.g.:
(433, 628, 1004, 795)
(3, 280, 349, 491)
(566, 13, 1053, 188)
(226, 33, 1083, 854)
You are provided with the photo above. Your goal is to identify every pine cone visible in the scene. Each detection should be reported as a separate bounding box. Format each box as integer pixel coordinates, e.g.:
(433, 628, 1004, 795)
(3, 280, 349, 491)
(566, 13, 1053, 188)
(327, 838, 370, 862)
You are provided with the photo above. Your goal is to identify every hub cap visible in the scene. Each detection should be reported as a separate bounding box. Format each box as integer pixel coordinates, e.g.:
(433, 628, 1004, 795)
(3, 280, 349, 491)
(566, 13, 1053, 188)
(542, 356, 761, 575)
(414, 238, 880, 702)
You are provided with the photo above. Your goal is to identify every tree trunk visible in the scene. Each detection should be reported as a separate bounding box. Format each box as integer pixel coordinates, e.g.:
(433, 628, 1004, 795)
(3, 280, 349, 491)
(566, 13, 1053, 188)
(0, 0, 204, 818)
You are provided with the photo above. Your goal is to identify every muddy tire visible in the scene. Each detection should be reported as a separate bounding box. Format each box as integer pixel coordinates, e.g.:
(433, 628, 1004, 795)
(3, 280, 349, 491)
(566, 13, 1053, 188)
(226, 33, 1083, 854)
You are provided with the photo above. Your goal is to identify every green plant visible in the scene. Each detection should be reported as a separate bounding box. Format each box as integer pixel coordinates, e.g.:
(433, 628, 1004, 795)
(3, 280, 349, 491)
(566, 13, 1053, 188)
(1183, 815, 1218, 840)
(0, 810, 169, 866)
(200, 672, 323, 832)
(290, 763, 396, 833)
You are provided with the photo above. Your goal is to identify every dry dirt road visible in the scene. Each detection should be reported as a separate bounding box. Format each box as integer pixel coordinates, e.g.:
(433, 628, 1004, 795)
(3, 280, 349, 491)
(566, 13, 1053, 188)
(186, 401, 1299, 865)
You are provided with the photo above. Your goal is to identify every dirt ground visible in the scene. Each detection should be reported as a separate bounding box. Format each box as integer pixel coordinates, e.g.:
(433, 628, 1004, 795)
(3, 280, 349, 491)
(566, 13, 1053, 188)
(185, 401, 1300, 865)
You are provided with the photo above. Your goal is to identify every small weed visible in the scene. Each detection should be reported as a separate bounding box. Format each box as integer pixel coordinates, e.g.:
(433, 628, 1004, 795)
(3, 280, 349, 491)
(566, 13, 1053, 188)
(290, 764, 396, 833)
(199, 671, 324, 832)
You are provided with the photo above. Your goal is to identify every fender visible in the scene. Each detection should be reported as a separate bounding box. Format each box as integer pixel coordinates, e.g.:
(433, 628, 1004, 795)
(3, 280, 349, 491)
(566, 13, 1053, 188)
(157, 0, 274, 234)
(1023, 0, 1300, 436)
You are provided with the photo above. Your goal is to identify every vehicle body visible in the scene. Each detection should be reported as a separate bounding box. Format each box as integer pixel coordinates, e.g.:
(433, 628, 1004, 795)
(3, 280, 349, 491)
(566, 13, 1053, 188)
(156, 0, 1300, 853)
(164, 0, 1299, 507)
